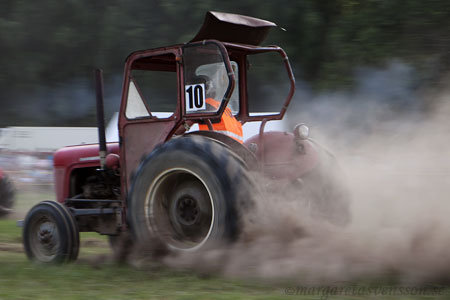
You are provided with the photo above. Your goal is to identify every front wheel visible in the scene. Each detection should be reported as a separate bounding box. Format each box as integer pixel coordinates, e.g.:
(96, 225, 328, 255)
(299, 150, 352, 226)
(23, 201, 79, 263)
(128, 136, 252, 251)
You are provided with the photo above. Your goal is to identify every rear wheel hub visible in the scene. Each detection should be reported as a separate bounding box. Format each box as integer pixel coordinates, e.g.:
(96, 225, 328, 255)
(175, 196, 199, 226)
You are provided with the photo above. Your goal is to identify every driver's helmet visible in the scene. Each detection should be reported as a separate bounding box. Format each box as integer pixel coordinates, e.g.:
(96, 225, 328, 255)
(194, 75, 215, 99)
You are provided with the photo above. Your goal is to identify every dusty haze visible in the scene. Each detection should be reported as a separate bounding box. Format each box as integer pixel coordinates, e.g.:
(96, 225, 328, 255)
(131, 67, 450, 285)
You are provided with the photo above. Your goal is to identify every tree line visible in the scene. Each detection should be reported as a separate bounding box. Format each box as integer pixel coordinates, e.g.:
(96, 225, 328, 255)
(0, 0, 449, 126)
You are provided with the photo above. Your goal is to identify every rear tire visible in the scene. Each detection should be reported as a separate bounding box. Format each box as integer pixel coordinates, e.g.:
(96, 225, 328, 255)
(128, 135, 252, 251)
(23, 201, 79, 263)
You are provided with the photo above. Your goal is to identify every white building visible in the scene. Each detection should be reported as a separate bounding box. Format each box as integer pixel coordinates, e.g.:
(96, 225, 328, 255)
(0, 113, 286, 152)
(0, 127, 100, 152)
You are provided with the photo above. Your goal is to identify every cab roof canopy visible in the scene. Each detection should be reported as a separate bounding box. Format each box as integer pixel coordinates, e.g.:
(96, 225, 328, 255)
(191, 11, 277, 46)
(126, 11, 278, 66)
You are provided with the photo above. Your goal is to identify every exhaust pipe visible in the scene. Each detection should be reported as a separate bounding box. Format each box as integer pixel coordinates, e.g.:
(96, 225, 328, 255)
(94, 69, 107, 170)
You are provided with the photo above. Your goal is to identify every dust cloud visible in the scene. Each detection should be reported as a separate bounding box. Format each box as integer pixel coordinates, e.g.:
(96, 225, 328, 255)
(130, 67, 450, 285)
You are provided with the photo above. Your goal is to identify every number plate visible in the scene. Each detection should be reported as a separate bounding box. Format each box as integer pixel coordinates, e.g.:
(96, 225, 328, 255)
(185, 83, 206, 112)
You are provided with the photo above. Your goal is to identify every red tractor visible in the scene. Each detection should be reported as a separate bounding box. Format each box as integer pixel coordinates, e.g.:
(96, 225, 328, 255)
(22, 12, 350, 263)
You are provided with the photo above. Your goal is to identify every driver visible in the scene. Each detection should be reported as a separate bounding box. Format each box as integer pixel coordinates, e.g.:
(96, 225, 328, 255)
(197, 75, 243, 143)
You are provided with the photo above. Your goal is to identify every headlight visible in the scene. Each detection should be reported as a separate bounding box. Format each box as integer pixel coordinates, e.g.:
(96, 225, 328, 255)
(293, 123, 309, 140)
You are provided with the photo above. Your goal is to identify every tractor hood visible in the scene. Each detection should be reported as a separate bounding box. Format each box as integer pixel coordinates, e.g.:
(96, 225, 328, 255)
(191, 11, 277, 46)
(53, 143, 119, 169)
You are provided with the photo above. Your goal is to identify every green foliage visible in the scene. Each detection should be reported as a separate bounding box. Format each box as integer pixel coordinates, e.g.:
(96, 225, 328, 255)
(0, 0, 449, 125)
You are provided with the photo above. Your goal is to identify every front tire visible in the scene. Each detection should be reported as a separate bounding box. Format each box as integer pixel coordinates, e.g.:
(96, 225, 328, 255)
(23, 201, 79, 263)
(128, 136, 251, 251)
(300, 150, 352, 226)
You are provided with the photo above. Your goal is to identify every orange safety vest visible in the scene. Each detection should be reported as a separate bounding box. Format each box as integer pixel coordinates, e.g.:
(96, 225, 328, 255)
(198, 98, 243, 143)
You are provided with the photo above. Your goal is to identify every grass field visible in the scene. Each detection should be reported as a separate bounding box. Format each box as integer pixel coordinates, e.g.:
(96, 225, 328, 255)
(1, 188, 449, 299)
(1, 219, 294, 300)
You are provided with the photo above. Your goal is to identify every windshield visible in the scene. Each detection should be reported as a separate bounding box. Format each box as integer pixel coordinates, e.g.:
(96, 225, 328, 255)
(183, 43, 237, 115)
(195, 61, 239, 114)
(247, 50, 291, 116)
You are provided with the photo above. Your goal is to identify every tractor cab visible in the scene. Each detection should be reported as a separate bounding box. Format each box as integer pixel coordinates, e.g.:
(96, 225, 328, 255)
(119, 13, 296, 188)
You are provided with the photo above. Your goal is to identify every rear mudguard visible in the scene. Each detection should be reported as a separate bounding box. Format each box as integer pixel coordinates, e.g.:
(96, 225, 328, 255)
(186, 130, 319, 179)
(185, 131, 258, 169)
(244, 131, 319, 180)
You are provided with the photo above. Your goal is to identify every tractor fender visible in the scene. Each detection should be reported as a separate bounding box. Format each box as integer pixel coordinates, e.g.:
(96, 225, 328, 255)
(184, 131, 258, 170)
(244, 131, 319, 180)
